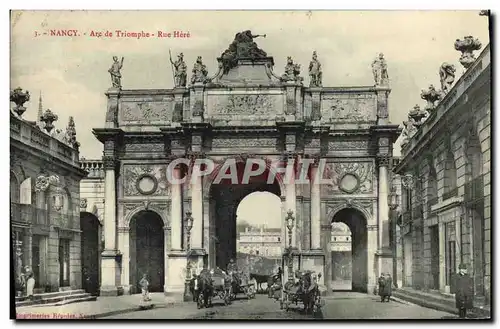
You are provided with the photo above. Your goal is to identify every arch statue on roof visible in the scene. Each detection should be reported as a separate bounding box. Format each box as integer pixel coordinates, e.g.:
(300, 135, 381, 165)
(220, 30, 268, 73)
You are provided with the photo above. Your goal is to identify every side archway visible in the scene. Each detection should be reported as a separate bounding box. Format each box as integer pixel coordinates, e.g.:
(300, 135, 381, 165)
(124, 206, 168, 229)
(330, 207, 368, 293)
(129, 210, 165, 293)
(80, 211, 101, 295)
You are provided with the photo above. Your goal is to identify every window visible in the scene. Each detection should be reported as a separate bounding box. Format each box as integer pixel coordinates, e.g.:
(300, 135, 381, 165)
(256, 250, 259, 255)
(277, 237, 280, 242)
(443, 150, 457, 197)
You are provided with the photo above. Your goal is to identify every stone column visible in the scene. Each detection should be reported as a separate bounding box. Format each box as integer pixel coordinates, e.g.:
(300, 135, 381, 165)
(191, 162, 203, 250)
(163, 226, 169, 294)
(310, 160, 321, 250)
(367, 224, 378, 294)
(118, 227, 130, 294)
(101, 156, 119, 296)
(285, 154, 297, 248)
(377, 156, 392, 276)
(438, 221, 446, 292)
(170, 166, 182, 250)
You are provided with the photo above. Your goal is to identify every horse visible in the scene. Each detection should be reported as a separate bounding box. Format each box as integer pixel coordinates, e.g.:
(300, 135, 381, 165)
(194, 270, 214, 309)
(299, 271, 318, 314)
(250, 273, 270, 293)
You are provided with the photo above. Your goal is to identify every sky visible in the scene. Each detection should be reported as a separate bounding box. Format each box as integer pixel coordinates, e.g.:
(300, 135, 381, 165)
(10, 10, 490, 229)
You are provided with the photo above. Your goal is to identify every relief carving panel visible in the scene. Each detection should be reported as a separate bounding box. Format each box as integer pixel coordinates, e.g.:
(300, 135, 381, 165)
(321, 94, 376, 122)
(122, 164, 170, 196)
(208, 94, 283, 118)
(212, 137, 277, 148)
(328, 139, 369, 151)
(120, 99, 174, 123)
(322, 162, 373, 195)
(125, 142, 164, 153)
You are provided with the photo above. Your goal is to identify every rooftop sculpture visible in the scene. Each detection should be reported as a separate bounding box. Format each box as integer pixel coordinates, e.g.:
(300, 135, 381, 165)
(220, 30, 267, 73)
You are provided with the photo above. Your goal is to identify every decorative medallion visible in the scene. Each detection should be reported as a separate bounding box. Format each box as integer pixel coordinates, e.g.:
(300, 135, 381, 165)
(136, 174, 158, 195)
(123, 165, 170, 196)
(339, 173, 360, 194)
(322, 162, 373, 195)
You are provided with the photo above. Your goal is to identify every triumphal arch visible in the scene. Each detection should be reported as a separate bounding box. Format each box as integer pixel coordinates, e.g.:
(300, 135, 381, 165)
(93, 31, 400, 296)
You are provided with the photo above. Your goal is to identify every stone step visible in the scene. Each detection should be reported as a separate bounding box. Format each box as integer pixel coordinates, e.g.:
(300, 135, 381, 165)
(15, 291, 92, 308)
(16, 289, 86, 301)
(36, 295, 97, 307)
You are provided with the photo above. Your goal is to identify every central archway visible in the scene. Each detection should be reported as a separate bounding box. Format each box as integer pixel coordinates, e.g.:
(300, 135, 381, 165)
(208, 161, 283, 270)
(129, 210, 164, 293)
(331, 208, 368, 292)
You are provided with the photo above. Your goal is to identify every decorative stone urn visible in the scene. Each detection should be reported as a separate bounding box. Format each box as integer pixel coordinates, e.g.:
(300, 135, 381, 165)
(408, 104, 427, 127)
(10, 87, 30, 117)
(454, 36, 482, 69)
(420, 85, 441, 113)
(41, 109, 58, 133)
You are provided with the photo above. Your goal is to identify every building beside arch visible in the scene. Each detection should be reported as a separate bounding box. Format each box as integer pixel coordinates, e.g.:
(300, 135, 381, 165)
(10, 91, 87, 293)
(394, 42, 490, 307)
(92, 32, 400, 296)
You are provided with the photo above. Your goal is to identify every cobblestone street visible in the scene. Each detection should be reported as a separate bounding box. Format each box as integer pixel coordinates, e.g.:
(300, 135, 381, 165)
(103, 292, 455, 320)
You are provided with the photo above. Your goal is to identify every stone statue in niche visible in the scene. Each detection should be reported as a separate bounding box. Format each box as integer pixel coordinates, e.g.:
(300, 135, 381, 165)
(108, 56, 124, 89)
(191, 56, 208, 84)
(281, 57, 303, 83)
(170, 52, 187, 88)
(439, 62, 456, 94)
(308, 51, 322, 87)
(371, 53, 389, 86)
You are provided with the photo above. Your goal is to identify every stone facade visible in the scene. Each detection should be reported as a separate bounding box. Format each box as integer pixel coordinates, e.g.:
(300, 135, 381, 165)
(92, 33, 400, 296)
(236, 226, 282, 258)
(10, 95, 87, 293)
(394, 43, 490, 306)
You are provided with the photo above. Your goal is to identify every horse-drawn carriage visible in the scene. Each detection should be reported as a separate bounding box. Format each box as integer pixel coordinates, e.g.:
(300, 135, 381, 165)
(227, 270, 256, 300)
(267, 260, 323, 314)
(279, 270, 323, 314)
(191, 268, 232, 309)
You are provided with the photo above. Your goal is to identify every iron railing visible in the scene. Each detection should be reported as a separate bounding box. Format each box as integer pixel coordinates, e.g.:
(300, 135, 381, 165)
(464, 174, 484, 204)
(442, 187, 458, 201)
(427, 196, 438, 214)
(10, 203, 78, 229)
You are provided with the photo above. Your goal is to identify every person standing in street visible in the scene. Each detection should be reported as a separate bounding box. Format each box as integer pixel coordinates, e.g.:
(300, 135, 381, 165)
(383, 273, 392, 302)
(453, 264, 474, 319)
(139, 274, 151, 302)
(25, 266, 35, 301)
(378, 274, 387, 302)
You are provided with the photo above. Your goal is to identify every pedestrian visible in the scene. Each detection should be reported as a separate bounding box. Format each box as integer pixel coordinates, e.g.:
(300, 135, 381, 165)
(378, 274, 386, 302)
(383, 273, 392, 302)
(139, 274, 151, 302)
(453, 264, 473, 319)
(25, 266, 35, 301)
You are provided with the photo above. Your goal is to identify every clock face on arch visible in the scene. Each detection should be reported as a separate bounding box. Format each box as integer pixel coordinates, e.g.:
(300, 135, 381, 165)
(339, 173, 360, 193)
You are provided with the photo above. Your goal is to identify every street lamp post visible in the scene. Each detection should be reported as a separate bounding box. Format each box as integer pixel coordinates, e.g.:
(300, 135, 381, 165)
(285, 210, 295, 283)
(183, 211, 194, 302)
